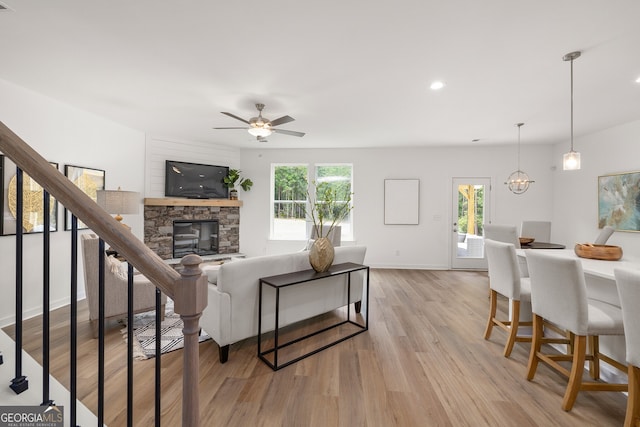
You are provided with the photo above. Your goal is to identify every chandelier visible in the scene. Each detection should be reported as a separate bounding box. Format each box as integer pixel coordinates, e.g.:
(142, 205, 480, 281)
(505, 123, 534, 194)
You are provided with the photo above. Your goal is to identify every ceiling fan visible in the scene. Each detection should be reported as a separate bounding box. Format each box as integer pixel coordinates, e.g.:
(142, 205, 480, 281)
(214, 103, 306, 142)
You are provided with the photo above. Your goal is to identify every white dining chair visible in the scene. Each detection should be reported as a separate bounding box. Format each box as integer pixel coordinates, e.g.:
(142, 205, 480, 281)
(594, 225, 615, 245)
(614, 268, 640, 427)
(520, 221, 551, 242)
(484, 224, 520, 248)
(484, 224, 526, 276)
(526, 251, 627, 411)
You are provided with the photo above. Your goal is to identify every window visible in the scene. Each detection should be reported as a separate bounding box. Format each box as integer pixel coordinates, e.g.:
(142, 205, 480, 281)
(272, 164, 308, 240)
(315, 164, 352, 240)
(271, 163, 353, 241)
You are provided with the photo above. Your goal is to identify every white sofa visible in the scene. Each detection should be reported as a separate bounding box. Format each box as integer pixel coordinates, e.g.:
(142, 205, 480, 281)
(200, 245, 367, 363)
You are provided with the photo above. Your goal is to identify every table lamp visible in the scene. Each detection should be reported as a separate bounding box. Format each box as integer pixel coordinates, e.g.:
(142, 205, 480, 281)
(96, 187, 140, 230)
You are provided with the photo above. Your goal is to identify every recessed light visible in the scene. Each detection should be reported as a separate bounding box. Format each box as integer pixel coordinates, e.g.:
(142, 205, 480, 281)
(430, 81, 445, 90)
(635, 76, 640, 83)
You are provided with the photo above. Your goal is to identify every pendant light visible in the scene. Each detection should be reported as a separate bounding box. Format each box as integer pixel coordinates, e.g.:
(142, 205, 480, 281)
(505, 122, 534, 194)
(562, 51, 581, 170)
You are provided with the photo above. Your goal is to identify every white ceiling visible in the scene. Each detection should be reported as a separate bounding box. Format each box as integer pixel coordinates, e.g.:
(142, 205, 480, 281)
(1, 1, 640, 150)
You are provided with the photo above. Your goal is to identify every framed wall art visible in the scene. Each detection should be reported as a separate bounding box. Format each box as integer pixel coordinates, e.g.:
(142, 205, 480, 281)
(64, 164, 105, 230)
(598, 170, 640, 232)
(384, 179, 420, 225)
(1, 154, 59, 235)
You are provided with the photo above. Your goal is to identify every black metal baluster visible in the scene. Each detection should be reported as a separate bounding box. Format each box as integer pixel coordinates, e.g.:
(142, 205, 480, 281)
(41, 190, 53, 406)
(155, 289, 162, 427)
(10, 167, 28, 394)
(98, 238, 106, 426)
(70, 215, 79, 427)
(127, 262, 134, 427)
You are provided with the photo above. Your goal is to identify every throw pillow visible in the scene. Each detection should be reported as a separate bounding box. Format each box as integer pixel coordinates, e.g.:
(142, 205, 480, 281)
(106, 255, 128, 281)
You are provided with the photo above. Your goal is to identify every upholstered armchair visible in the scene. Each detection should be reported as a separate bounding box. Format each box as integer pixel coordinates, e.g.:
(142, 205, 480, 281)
(81, 234, 166, 338)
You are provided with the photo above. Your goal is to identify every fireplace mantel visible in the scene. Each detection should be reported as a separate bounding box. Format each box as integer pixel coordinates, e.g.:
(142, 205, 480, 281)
(144, 198, 243, 207)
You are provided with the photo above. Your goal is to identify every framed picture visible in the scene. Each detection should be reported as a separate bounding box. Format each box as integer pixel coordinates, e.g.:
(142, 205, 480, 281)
(1, 154, 59, 235)
(64, 164, 105, 230)
(384, 179, 420, 225)
(598, 170, 640, 232)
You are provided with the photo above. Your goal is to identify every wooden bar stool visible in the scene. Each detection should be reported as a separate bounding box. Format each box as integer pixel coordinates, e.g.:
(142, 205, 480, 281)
(614, 268, 640, 427)
(526, 251, 627, 411)
(483, 239, 532, 357)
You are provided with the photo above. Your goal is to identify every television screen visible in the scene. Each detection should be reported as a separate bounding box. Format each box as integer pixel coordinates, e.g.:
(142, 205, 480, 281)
(165, 160, 229, 199)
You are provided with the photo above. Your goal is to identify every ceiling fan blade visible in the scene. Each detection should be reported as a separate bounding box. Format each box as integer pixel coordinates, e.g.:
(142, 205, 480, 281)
(273, 129, 306, 137)
(270, 115, 295, 127)
(221, 112, 250, 124)
(213, 127, 248, 130)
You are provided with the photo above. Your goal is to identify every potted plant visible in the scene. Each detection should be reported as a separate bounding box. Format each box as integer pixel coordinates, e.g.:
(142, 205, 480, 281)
(223, 169, 253, 200)
(306, 180, 353, 272)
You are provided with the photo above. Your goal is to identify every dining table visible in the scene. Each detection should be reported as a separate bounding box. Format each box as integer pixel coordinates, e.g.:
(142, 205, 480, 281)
(520, 241, 566, 250)
(515, 247, 640, 365)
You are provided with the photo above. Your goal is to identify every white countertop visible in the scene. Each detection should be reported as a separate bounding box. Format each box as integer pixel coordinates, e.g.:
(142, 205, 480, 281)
(516, 248, 639, 281)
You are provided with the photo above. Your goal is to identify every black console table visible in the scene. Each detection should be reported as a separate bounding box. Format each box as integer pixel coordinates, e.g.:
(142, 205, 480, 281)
(258, 262, 370, 371)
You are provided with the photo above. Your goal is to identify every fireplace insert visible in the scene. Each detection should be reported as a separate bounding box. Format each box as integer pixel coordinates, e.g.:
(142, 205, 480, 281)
(172, 219, 219, 258)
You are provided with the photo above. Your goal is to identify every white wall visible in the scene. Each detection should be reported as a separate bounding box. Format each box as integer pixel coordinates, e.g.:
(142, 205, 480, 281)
(552, 119, 640, 259)
(239, 144, 555, 268)
(0, 78, 146, 326)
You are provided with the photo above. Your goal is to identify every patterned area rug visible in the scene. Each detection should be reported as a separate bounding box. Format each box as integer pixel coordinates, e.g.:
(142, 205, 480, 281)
(121, 312, 211, 360)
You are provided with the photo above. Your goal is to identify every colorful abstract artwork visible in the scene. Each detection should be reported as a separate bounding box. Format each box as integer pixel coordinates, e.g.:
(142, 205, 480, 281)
(598, 171, 640, 232)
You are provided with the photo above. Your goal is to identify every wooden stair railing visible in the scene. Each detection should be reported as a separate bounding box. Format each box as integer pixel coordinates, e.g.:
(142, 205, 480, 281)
(0, 121, 207, 427)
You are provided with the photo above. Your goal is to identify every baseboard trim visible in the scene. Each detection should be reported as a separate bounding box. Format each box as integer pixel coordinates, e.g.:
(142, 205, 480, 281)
(0, 295, 75, 328)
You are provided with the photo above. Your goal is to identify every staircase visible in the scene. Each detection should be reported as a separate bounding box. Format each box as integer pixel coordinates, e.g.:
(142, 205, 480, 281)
(0, 121, 207, 426)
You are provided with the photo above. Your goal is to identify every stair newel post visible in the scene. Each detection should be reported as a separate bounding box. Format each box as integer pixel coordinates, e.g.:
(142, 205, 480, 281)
(174, 254, 208, 427)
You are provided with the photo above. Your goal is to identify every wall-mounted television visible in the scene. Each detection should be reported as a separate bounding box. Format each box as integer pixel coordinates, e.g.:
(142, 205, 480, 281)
(165, 160, 229, 199)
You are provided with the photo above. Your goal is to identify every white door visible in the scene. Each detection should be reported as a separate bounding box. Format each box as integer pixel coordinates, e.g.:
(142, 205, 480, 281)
(451, 178, 491, 269)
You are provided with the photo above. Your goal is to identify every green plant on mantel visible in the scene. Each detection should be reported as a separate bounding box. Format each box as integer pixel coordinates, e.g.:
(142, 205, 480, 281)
(306, 180, 353, 239)
(223, 169, 253, 192)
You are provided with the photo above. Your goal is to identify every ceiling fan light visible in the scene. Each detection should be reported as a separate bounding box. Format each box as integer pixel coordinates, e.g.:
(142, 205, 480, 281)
(563, 150, 581, 170)
(248, 127, 272, 137)
(430, 81, 445, 90)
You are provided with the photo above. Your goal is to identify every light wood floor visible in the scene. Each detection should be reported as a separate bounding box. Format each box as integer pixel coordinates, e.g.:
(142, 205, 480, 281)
(3, 269, 627, 426)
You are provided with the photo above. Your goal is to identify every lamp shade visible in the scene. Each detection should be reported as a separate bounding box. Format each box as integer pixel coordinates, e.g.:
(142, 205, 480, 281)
(563, 150, 581, 170)
(96, 189, 139, 216)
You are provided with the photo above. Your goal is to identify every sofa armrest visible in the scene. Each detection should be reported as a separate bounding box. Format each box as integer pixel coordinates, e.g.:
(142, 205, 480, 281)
(200, 283, 231, 346)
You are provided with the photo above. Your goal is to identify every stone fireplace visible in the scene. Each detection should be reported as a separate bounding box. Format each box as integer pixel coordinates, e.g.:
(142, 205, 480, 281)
(144, 198, 241, 260)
